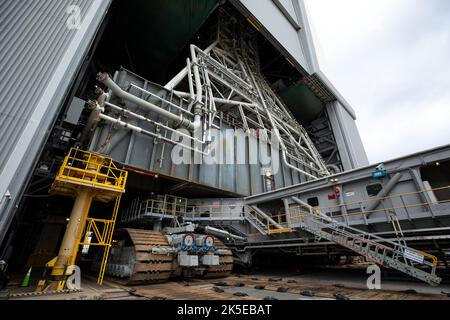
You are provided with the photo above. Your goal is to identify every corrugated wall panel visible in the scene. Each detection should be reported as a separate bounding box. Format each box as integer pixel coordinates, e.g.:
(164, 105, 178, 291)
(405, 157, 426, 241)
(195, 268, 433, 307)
(0, 0, 112, 246)
(0, 0, 90, 171)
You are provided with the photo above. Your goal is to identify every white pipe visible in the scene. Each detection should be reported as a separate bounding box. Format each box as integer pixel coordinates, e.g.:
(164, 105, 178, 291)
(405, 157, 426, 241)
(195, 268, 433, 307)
(174, 91, 257, 108)
(104, 101, 204, 144)
(164, 40, 219, 91)
(98, 73, 194, 130)
(186, 58, 195, 102)
(99, 113, 210, 156)
(204, 226, 246, 241)
(246, 65, 319, 180)
(190, 45, 203, 131)
(129, 83, 193, 116)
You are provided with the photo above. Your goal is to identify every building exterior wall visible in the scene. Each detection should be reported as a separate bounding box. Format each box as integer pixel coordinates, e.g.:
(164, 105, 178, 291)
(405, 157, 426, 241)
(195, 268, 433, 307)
(327, 101, 369, 171)
(232, 0, 314, 74)
(0, 0, 112, 245)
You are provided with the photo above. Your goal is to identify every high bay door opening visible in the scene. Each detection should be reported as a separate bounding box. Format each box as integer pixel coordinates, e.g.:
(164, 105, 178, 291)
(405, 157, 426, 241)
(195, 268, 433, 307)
(27, 0, 344, 201)
(86, 7, 331, 198)
(3, 0, 336, 273)
(80, 1, 345, 191)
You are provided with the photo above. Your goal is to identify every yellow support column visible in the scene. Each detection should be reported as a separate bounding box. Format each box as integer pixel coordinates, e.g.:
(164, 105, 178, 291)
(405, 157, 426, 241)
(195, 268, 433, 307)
(36, 148, 128, 292)
(51, 190, 94, 278)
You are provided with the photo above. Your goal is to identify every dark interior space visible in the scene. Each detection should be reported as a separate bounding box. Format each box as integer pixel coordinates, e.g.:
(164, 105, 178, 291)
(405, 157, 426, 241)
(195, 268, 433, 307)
(76, 0, 325, 124)
(421, 159, 450, 201)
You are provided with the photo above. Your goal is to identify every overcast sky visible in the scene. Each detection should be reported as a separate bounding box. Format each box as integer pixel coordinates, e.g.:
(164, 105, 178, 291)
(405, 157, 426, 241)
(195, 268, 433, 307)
(304, 0, 450, 164)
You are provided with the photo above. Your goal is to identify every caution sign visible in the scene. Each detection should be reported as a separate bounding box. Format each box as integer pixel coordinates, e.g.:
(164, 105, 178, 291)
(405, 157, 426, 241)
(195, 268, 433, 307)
(404, 249, 424, 264)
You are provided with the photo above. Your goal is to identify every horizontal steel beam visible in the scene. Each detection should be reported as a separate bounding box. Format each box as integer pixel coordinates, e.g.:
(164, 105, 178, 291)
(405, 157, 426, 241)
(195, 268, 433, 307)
(245, 144, 450, 205)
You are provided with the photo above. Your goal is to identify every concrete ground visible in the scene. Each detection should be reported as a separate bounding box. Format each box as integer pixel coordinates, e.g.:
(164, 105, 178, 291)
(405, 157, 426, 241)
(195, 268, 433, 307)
(223, 286, 331, 300)
(276, 268, 450, 296)
(3, 268, 450, 300)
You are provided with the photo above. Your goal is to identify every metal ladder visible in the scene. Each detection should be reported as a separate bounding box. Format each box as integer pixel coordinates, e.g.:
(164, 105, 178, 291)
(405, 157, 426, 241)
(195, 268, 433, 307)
(288, 202, 442, 286)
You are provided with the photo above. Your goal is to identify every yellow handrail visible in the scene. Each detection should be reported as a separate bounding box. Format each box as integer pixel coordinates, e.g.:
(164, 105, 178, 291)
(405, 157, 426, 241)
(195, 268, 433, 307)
(56, 148, 128, 193)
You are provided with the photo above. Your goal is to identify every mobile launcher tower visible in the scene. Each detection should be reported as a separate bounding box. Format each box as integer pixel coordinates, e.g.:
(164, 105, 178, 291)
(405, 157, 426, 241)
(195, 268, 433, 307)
(0, 0, 449, 289)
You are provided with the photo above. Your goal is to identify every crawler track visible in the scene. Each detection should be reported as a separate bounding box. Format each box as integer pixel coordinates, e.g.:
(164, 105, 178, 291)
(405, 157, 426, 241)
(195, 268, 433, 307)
(204, 237, 234, 278)
(114, 229, 175, 285)
(106, 229, 234, 284)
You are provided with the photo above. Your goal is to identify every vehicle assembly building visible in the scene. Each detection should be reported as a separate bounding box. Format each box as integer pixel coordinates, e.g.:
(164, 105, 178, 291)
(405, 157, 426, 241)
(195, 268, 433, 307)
(0, 0, 449, 297)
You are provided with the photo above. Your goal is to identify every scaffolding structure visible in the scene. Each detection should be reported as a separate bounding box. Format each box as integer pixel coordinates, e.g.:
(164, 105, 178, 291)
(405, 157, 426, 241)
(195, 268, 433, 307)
(37, 148, 127, 290)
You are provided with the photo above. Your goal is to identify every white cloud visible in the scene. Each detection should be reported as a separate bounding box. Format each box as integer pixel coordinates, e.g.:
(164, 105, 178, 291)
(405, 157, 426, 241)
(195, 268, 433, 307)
(305, 0, 450, 163)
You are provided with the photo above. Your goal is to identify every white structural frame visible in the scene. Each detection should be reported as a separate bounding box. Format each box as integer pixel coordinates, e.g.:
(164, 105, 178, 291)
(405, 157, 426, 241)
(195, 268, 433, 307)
(97, 8, 330, 180)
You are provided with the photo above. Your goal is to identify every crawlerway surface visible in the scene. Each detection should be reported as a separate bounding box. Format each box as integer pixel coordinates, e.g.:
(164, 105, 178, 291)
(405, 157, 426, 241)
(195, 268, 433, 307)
(5, 269, 450, 300)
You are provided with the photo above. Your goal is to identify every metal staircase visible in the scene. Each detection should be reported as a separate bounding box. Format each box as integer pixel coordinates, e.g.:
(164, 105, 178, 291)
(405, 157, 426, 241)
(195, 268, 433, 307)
(242, 199, 442, 286)
(244, 205, 291, 236)
(288, 198, 441, 286)
(244, 206, 271, 236)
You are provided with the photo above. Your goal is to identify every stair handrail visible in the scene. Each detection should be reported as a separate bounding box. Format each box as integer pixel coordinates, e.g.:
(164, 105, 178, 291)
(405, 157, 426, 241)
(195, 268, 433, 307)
(289, 199, 439, 276)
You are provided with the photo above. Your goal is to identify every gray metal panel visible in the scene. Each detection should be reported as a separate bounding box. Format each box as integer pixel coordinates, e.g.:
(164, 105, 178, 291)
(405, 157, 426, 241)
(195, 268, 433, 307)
(91, 70, 315, 196)
(295, 2, 358, 120)
(192, 148, 450, 254)
(326, 102, 353, 171)
(0, 0, 112, 245)
(245, 144, 450, 205)
(233, 0, 312, 73)
(65, 97, 85, 125)
(339, 103, 369, 168)
(273, 0, 301, 30)
(283, 169, 450, 230)
(327, 101, 369, 169)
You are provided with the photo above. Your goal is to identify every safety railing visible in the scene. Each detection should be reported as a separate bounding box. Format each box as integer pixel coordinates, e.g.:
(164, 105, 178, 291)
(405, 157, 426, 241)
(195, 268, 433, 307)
(319, 185, 450, 222)
(122, 195, 189, 222)
(243, 207, 271, 235)
(56, 148, 128, 193)
(124, 196, 304, 235)
(79, 195, 122, 285)
(185, 202, 245, 222)
(260, 212, 292, 235)
(287, 203, 441, 285)
(122, 196, 247, 223)
(260, 186, 450, 229)
(242, 205, 293, 235)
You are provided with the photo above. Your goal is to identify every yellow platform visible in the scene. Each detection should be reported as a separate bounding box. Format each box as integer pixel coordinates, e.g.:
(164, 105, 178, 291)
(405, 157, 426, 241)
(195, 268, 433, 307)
(50, 148, 127, 202)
